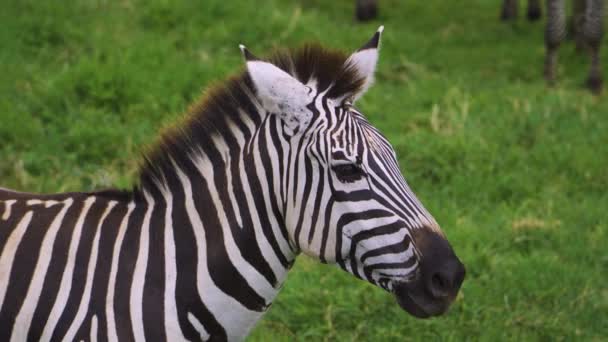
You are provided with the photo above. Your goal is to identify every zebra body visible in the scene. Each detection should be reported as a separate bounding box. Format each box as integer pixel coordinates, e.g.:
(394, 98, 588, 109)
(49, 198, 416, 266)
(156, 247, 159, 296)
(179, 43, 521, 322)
(0, 28, 464, 341)
(0, 190, 283, 340)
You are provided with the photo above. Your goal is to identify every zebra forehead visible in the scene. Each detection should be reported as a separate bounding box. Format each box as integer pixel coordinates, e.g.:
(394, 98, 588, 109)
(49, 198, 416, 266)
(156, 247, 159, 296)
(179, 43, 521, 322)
(325, 113, 391, 154)
(268, 43, 366, 97)
(346, 117, 391, 154)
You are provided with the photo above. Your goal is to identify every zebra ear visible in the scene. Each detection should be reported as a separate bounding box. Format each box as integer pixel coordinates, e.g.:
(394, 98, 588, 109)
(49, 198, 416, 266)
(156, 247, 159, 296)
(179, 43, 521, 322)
(240, 45, 313, 134)
(344, 26, 383, 101)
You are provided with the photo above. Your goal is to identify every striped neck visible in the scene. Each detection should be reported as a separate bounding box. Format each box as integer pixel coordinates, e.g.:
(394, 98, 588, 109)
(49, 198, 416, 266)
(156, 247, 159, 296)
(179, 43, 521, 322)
(130, 43, 371, 336)
(134, 84, 297, 338)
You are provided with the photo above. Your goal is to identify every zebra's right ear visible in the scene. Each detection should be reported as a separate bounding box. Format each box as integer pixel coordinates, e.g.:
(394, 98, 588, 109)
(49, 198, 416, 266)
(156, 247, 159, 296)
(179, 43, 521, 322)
(342, 26, 383, 102)
(240, 45, 313, 135)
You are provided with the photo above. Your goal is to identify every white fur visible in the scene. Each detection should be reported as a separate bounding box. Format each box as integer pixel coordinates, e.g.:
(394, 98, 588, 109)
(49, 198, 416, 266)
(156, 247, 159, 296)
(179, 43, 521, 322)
(343, 26, 383, 101)
(1, 200, 16, 220)
(345, 48, 379, 101)
(246, 61, 313, 134)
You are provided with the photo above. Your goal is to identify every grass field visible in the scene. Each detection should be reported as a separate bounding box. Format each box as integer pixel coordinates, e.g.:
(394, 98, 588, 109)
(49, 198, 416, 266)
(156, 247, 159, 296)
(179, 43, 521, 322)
(1, 0, 607, 340)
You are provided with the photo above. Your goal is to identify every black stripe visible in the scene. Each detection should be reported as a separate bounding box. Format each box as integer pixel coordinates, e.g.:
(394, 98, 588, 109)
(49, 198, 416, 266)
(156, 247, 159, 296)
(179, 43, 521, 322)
(143, 185, 167, 341)
(0, 201, 26, 253)
(51, 199, 106, 340)
(81, 202, 128, 342)
(0, 201, 72, 341)
(306, 159, 325, 246)
(350, 221, 404, 244)
(334, 209, 392, 265)
(244, 140, 290, 267)
(259, 118, 291, 248)
(113, 201, 146, 341)
(185, 156, 267, 311)
(168, 170, 226, 341)
(348, 221, 404, 279)
(360, 235, 411, 263)
(292, 137, 316, 247)
(223, 108, 282, 283)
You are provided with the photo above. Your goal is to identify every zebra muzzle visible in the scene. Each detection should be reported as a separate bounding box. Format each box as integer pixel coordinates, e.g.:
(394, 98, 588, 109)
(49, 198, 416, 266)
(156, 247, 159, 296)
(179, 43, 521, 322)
(393, 229, 466, 318)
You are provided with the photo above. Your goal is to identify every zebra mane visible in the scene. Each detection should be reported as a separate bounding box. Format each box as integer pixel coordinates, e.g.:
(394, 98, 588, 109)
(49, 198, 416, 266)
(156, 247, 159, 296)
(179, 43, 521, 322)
(135, 43, 366, 195)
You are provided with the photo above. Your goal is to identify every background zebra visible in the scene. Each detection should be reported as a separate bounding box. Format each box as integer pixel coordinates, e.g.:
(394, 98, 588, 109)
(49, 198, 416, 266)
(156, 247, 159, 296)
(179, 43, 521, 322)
(0, 28, 465, 341)
(358, 0, 604, 93)
(501, 0, 542, 21)
(502, 0, 605, 93)
(355, 0, 378, 21)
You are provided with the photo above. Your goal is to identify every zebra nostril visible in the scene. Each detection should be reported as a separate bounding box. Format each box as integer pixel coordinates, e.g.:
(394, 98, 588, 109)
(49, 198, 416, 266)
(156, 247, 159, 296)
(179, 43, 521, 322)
(432, 274, 445, 290)
(429, 271, 451, 298)
(427, 259, 466, 299)
(427, 259, 465, 299)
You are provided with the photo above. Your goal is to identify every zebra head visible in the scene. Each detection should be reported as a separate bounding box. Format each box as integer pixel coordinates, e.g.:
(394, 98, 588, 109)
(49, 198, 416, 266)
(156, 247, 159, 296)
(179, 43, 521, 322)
(242, 27, 465, 318)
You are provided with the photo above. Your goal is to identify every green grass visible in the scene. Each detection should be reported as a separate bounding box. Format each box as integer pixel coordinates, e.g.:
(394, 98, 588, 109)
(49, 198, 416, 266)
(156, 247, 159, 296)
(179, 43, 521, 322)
(1, 0, 607, 340)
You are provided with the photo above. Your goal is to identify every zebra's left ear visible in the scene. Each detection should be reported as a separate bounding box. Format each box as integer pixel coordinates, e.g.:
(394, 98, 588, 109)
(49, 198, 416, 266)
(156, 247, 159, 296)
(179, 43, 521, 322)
(344, 26, 383, 101)
(240, 45, 313, 135)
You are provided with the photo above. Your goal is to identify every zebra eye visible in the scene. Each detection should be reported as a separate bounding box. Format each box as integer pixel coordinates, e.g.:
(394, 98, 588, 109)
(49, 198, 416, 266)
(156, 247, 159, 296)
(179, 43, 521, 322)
(332, 163, 365, 183)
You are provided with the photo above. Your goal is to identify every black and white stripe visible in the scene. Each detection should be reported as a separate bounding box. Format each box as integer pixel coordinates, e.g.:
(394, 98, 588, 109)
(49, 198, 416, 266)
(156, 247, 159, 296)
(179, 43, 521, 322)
(0, 27, 463, 341)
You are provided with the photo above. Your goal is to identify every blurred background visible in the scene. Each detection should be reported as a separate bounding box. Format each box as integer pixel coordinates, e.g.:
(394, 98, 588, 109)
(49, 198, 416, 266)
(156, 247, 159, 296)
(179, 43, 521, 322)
(0, 0, 606, 340)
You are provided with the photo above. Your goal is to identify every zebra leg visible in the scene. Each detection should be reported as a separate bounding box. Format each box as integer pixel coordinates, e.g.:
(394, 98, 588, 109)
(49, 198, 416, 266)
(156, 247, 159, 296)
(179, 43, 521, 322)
(501, 0, 519, 20)
(582, 0, 604, 93)
(570, 0, 587, 51)
(544, 0, 567, 86)
(355, 0, 378, 21)
(527, 0, 542, 21)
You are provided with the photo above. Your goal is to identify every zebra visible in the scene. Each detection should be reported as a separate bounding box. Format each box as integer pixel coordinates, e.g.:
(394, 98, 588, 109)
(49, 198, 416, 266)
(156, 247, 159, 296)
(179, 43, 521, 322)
(545, 0, 604, 93)
(0, 27, 465, 341)
(501, 0, 542, 21)
(356, 0, 378, 21)
(502, 0, 605, 93)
